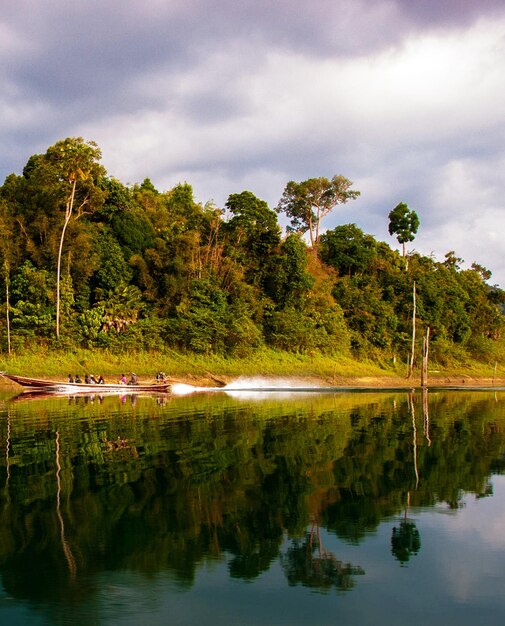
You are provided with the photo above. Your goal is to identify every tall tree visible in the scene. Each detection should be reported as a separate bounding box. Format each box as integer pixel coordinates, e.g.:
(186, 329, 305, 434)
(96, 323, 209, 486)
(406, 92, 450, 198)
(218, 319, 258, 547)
(43, 138, 106, 337)
(388, 202, 420, 258)
(277, 175, 360, 248)
(0, 199, 20, 354)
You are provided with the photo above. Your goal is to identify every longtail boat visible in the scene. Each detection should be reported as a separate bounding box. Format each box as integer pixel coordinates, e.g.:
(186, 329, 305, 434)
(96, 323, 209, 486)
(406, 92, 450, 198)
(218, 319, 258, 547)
(0, 372, 171, 394)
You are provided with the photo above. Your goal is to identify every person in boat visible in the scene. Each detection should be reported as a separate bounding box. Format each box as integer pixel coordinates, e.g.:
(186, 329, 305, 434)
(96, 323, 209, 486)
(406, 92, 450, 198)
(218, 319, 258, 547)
(119, 373, 127, 385)
(90, 374, 97, 383)
(68, 374, 74, 383)
(84, 374, 91, 384)
(128, 372, 138, 385)
(75, 374, 82, 383)
(98, 375, 105, 384)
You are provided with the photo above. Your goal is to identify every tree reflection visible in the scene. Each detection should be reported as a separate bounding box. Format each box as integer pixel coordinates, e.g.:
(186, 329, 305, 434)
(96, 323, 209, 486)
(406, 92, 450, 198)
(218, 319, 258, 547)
(281, 521, 364, 592)
(389, 395, 422, 565)
(0, 390, 504, 610)
(55, 431, 77, 580)
(391, 493, 421, 565)
(391, 520, 421, 564)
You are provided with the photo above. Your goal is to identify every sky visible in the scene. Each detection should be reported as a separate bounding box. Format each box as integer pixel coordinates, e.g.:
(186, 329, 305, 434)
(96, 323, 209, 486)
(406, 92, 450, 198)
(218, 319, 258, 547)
(1, 0, 505, 286)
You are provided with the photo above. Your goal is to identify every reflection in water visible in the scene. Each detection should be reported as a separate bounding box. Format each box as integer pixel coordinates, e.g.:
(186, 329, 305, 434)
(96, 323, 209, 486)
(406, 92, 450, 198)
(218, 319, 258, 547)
(423, 387, 432, 446)
(408, 393, 419, 489)
(55, 431, 77, 581)
(391, 389, 423, 565)
(0, 389, 504, 624)
(391, 492, 421, 565)
(282, 521, 365, 591)
(391, 519, 421, 565)
(4, 406, 10, 495)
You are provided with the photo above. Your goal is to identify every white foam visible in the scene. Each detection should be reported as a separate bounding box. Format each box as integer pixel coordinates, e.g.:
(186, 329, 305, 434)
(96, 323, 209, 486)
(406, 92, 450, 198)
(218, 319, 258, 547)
(171, 377, 322, 396)
(171, 383, 199, 395)
(223, 377, 319, 390)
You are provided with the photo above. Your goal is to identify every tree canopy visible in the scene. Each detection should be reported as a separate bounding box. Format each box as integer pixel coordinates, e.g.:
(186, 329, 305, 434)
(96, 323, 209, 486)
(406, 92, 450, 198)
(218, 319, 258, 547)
(0, 138, 503, 367)
(388, 202, 420, 257)
(277, 175, 360, 248)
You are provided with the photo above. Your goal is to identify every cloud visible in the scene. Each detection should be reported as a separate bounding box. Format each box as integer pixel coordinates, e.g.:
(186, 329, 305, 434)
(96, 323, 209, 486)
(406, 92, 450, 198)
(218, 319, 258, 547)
(427, 477, 505, 602)
(1, 1, 504, 285)
(397, 0, 505, 28)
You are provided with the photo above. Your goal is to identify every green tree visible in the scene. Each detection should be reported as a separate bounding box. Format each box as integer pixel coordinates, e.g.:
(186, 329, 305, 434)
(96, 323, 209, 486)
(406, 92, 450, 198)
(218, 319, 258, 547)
(89, 228, 132, 298)
(265, 233, 314, 308)
(225, 191, 281, 283)
(319, 224, 377, 277)
(96, 284, 143, 334)
(110, 209, 156, 259)
(388, 202, 420, 257)
(443, 250, 463, 270)
(45, 138, 106, 337)
(12, 138, 107, 337)
(9, 261, 54, 338)
(277, 175, 360, 248)
(0, 198, 21, 353)
(140, 177, 159, 194)
(171, 278, 229, 353)
(333, 276, 399, 353)
(95, 177, 136, 221)
(225, 191, 280, 244)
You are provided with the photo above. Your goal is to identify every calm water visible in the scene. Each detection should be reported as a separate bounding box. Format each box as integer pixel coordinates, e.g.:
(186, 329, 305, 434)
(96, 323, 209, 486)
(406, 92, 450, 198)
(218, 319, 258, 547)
(0, 385, 504, 626)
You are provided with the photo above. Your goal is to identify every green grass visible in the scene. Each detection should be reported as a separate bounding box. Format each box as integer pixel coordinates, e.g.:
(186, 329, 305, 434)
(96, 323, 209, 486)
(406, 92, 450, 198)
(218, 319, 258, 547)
(0, 346, 396, 382)
(1, 346, 504, 387)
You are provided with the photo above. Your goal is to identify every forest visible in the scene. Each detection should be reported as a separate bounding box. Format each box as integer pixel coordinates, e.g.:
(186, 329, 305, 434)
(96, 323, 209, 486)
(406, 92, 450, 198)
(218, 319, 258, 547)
(0, 137, 504, 367)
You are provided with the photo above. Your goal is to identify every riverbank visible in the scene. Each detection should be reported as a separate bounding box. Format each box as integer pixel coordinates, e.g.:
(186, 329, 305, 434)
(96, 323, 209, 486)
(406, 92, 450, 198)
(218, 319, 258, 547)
(1, 347, 504, 390)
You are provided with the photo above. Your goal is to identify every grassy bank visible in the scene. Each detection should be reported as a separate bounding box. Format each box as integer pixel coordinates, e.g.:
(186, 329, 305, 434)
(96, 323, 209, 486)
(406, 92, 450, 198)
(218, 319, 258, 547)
(1, 347, 504, 388)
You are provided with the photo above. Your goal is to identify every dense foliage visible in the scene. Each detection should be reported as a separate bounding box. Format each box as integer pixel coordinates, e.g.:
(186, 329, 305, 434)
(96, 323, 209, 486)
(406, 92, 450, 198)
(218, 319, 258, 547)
(0, 138, 503, 365)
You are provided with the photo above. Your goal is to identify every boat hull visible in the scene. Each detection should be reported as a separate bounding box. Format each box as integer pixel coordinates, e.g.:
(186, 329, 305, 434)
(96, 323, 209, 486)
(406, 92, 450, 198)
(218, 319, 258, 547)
(0, 372, 170, 393)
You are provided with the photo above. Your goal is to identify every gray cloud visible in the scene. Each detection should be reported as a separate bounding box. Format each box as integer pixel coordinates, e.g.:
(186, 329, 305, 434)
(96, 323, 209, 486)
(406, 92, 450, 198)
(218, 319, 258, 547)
(1, 0, 504, 285)
(397, 0, 505, 27)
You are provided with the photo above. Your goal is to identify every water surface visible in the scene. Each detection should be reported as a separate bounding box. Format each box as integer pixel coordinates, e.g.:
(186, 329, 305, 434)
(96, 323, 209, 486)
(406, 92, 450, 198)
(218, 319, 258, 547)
(1, 387, 504, 625)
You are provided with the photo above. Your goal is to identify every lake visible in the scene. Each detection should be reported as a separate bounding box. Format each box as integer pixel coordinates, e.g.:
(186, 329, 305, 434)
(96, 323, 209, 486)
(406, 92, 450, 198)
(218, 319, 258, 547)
(1, 385, 504, 625)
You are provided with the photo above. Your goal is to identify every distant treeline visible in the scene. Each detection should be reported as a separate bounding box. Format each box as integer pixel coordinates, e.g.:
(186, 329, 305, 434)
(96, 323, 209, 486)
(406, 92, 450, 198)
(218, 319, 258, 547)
(0, 137, 503, 364)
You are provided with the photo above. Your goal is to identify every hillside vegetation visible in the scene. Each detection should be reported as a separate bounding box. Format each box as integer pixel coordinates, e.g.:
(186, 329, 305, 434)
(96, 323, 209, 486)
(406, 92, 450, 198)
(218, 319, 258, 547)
(0, 137, 503, 377)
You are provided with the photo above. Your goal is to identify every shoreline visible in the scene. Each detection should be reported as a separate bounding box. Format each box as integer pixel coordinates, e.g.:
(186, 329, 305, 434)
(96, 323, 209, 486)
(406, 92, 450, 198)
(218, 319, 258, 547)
(132, 372, 505, 390)
(1, 347, 504, 391)
(2, 371, 505, 393)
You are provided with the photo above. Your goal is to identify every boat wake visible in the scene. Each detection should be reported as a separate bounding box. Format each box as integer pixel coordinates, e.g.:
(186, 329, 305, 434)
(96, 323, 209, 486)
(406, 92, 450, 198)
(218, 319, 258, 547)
(171, 377, 325, 397)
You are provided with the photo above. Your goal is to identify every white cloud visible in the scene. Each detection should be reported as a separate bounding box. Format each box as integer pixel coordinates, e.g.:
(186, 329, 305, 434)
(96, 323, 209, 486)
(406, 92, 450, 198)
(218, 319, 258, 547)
(419, 477, 505, 603)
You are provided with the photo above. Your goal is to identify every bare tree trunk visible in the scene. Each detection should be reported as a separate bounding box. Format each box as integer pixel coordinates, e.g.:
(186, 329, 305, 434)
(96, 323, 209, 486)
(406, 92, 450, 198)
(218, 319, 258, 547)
(421, 327, 430, 387)
(4, 261, 11, 356)
(308, 213, 315, 248)
(407, 281, 416, 379)
(56, 179, 76, 338)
